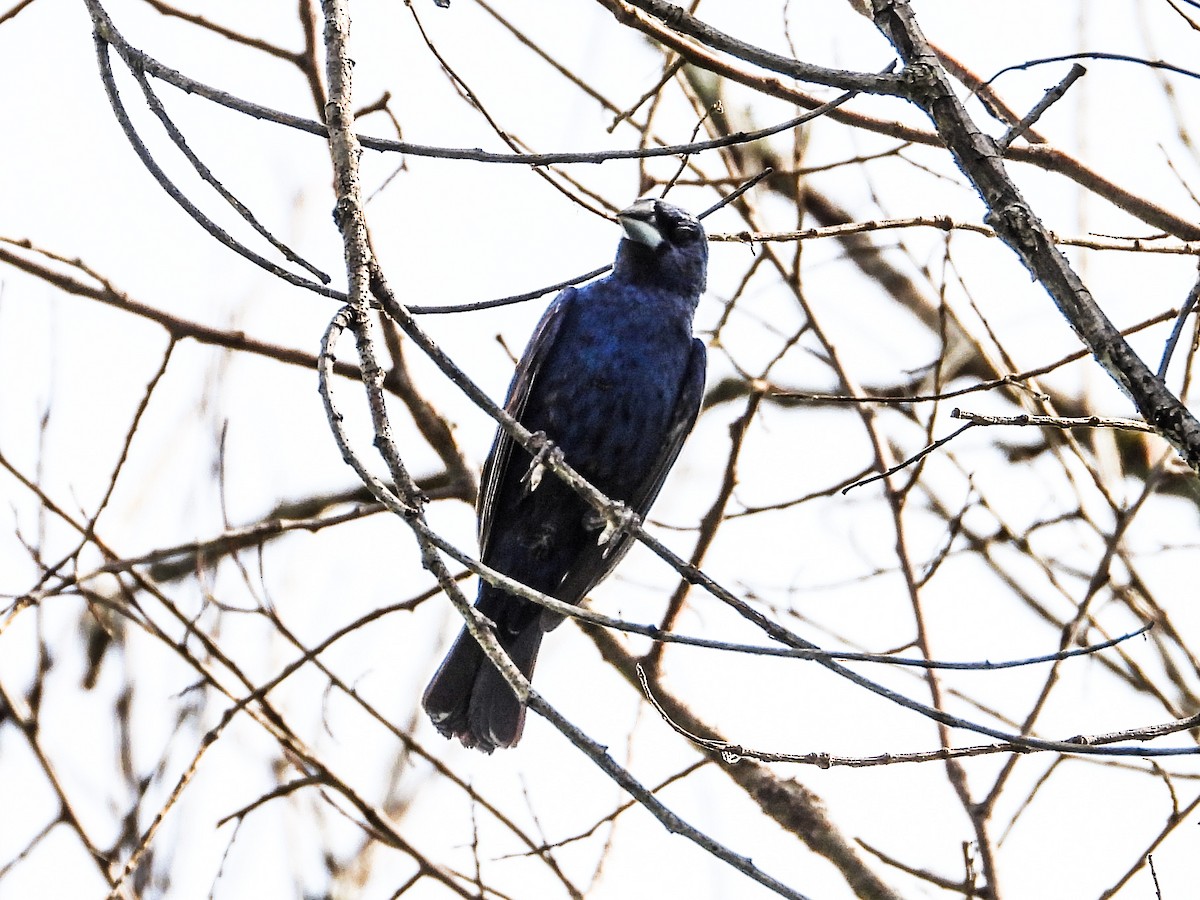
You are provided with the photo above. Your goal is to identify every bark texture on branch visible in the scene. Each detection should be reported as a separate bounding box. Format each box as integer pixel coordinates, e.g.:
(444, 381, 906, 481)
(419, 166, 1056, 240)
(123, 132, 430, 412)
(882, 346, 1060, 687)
(870, 0, 1200, 470)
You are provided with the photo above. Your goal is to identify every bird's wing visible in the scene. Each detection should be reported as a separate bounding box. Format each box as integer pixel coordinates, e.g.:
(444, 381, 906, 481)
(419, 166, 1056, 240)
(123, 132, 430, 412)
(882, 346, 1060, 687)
(476, 288, 577, 558)
(625, 336, 707, 515)
(545, 336, 707, 622)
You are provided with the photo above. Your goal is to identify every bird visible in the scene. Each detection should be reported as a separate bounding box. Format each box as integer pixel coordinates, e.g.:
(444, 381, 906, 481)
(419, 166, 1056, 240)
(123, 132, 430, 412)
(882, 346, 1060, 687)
(422, 198, 708, 752)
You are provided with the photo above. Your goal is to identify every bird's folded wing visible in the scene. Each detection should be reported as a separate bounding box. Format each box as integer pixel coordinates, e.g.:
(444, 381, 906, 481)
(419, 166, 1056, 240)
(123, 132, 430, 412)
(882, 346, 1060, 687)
(477, 287, 577, 557)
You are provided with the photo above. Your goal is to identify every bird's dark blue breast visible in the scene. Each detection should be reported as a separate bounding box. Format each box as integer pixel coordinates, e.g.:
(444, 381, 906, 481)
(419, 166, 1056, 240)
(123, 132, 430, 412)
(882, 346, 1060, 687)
(479, 275, 697, 615)
(524, 278, 694, 496)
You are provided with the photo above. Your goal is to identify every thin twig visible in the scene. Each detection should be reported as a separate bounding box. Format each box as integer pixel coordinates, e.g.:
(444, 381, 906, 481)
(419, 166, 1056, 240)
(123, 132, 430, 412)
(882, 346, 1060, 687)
(1158, 264, 1200, 377)
(950, 408, 1157, 433)
(996, 63, 1086, 152)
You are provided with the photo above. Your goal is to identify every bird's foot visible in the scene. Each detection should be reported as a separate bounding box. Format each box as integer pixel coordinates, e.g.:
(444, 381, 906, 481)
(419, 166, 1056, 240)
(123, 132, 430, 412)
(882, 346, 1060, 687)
(522, 431, 564, 492)
(596, 502, 641, 556)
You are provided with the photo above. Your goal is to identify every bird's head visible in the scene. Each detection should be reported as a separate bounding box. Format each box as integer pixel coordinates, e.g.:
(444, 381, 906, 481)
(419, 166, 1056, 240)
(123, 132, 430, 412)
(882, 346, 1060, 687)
(613, 198, 708, 298)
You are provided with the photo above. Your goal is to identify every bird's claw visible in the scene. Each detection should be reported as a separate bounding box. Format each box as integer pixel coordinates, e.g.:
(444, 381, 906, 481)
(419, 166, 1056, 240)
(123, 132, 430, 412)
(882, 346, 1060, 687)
(522, 432, 563, 493)
(597, 502, 639, 556)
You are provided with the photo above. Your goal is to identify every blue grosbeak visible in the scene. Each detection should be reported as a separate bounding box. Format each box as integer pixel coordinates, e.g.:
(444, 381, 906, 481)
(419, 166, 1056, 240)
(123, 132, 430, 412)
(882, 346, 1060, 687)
(423, 199, 708, 751)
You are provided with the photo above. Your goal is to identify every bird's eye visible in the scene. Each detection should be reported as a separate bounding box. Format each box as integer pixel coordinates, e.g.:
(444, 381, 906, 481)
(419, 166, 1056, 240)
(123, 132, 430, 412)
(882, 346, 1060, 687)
(650, 204, 702, 245)
(670, 221, 700, 243)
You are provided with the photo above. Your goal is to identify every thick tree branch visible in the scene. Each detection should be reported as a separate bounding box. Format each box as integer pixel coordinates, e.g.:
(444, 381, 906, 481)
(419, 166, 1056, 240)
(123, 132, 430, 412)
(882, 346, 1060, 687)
(869, 0, 1200, 470)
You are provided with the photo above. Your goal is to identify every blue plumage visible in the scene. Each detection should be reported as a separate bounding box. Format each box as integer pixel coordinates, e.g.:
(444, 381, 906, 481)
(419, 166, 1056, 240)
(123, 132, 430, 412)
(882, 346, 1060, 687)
(422, 199, 708, 752)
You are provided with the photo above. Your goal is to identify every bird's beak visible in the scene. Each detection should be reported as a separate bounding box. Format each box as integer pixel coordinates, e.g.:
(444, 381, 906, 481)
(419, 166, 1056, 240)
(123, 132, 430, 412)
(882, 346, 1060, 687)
(617, 200, 664, 249)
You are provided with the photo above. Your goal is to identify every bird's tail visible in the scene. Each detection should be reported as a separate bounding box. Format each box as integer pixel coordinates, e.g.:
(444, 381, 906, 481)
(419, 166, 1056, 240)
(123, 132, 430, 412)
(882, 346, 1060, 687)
(422, 619, 543, 753)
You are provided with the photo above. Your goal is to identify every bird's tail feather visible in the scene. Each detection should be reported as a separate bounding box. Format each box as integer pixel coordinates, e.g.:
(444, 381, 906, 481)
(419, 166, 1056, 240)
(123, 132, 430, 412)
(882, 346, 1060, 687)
(422, 622, 543, 753)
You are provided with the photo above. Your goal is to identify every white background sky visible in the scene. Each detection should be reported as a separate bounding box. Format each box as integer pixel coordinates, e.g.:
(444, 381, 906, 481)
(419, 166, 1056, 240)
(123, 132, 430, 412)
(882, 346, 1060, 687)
(3, 1, 1200, 898)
